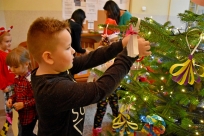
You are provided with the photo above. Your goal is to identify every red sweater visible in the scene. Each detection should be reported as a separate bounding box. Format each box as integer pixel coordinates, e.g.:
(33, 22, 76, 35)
(0, 50, 15, 90)
(103, 18, 118, 35)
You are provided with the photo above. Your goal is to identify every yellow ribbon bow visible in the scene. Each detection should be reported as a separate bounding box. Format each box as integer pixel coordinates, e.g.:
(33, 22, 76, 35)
(169, 29, 204, 85)
(112, 105, 138, 134)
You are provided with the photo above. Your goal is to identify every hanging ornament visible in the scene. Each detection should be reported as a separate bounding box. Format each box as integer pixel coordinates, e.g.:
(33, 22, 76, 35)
(140, 114, 166, 136)
(169, 29, 204, 85)
(112, 104, 138, 135)
(126, 18, 140, 58)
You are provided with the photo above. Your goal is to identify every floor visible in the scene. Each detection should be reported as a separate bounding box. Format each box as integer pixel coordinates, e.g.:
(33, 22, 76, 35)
(0, 92, 113, 136)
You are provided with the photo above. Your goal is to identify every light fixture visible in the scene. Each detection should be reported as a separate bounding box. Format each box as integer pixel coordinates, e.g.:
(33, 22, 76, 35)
(142, 6, 146, 11)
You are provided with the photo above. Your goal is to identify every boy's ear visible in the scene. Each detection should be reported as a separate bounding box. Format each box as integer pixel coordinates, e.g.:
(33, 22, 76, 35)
(42, 51, 54, 65)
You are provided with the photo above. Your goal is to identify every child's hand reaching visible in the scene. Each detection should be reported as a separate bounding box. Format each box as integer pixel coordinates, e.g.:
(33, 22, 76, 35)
(101, 34, 110, 46)
(6, 99, 12, 108)
(13, 102, 24, 110)
(138, 37, 151, 57)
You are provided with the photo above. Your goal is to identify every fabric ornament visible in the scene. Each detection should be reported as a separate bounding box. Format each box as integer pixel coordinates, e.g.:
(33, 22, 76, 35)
(126, 18, 141, 57)
(169, 29, 204, 85)
(112, 104, 138, 135)
(141, 114, 166, 136)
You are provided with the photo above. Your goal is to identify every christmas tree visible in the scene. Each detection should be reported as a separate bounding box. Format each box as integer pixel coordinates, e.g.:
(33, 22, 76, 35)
(97, 10, 204, 136)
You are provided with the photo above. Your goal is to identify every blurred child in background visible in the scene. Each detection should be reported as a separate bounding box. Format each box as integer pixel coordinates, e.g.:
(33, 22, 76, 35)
(0, 26, 15, 125)
(6, 46, 37, 136)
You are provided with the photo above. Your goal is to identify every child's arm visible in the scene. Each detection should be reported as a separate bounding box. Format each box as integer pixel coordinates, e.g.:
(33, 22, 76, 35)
(31, 37, 150, 114)
(13, 82, 35, 110)
(7, 83, 16, 102)
(13, 98, 35, 111)
(6, 84, 16, 108)
(70, 35, 131, 74)
(3, 84, 14, 93)
(6, 99, 13, 108)
(12, 102, 24, 110)
(34, 37, 150, 110)
(70, 35, 148, 74)
(21, 98, 35, 109)
(2, 87, 9, 93)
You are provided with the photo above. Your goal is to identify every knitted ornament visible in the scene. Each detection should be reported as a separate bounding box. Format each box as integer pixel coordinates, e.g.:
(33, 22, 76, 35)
(0, 26, 13, 36)
(140, 114, 166, 136)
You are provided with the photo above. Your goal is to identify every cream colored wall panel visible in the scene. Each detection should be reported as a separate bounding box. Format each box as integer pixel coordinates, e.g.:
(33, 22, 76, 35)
(130, 0, 170, 15)
(2, 0, 62, 11)
(0, 0, 4, 10)
(130, 0, 190, 28)
(0, 11, 6, 27)
(130, 0, 170, 24)
(0, 0, 6, 27)
(4, 10, 62, 48)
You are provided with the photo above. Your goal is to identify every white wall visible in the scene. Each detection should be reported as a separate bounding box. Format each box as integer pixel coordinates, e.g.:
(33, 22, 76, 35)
(1, 0, 63, 48)
(0, 0, 6, 27)
(168, 0, 190, 29)
(130, 0, 190, 29)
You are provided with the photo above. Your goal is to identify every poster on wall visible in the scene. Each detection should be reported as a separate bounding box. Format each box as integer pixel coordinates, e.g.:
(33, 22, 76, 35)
(62, 0, 75, 20)
(86, 0, 98, 21)
(74, 0, 87, 6)
(62, 0, 129, 21)
(98, 0, 108, 10)
(118, 0, 130, 10)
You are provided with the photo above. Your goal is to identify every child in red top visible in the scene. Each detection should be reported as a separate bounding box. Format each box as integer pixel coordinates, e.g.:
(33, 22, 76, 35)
(6, 46, 37, 136)
(103, 18, 117, 35)
(101, 18, 119, 46)
(0, 26, 15, 124)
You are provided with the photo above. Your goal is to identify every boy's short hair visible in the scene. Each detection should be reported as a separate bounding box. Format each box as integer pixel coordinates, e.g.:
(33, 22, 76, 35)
(27, 17, 69, 63)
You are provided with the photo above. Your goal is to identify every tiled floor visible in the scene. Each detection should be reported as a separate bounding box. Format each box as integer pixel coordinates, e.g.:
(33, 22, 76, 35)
(0, 92, 113, 136)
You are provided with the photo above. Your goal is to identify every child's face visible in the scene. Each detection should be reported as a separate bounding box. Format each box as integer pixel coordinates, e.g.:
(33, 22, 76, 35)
(51, 29, 75, 72)
(0, 35, 12, 51)
(10, 63, 29, 76)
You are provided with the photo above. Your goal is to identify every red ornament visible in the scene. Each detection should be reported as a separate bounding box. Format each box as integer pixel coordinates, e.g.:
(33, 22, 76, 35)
(146, 66, 155, 73)
(136, 56, 144, 62)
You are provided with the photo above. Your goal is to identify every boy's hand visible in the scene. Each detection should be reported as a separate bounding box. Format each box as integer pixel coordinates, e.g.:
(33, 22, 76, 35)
(6, 99, 12, 108)
(13, 102, 24, 110)
(138, 37, 151, 57)
(3, 87, 9, 93)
